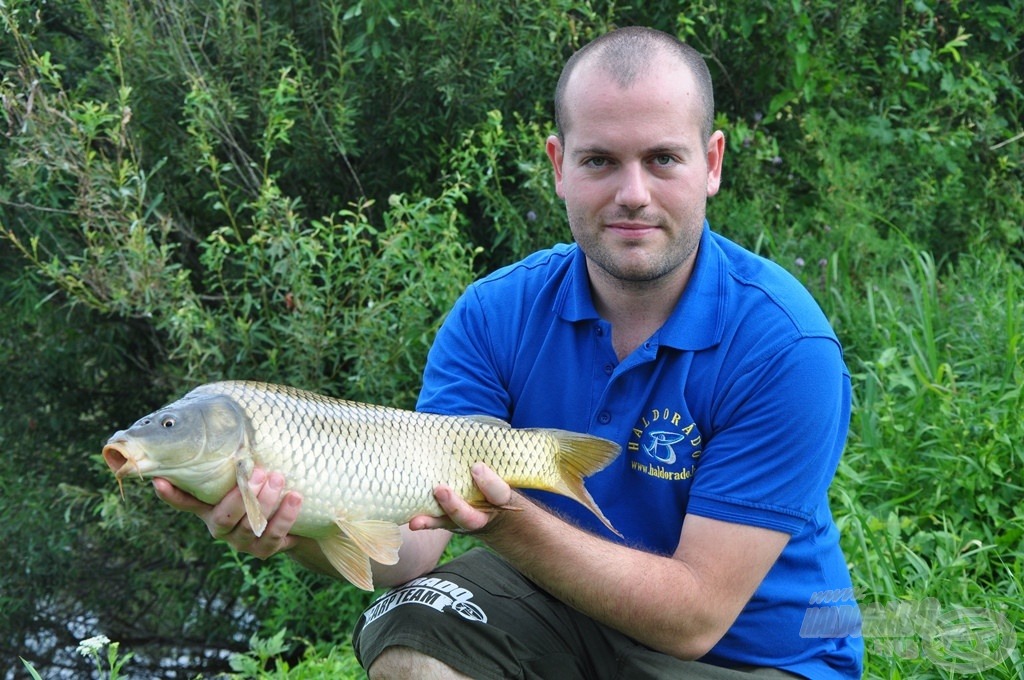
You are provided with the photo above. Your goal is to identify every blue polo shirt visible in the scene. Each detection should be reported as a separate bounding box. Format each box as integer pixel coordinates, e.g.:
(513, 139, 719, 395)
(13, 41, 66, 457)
(417, 223, 863, 678)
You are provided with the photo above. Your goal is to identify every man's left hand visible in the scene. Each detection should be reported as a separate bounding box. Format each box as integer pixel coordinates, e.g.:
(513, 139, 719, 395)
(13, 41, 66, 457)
(408, 462, 517, 535)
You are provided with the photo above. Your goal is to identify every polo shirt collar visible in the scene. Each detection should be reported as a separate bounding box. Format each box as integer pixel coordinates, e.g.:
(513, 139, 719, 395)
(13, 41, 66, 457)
(554, 221, 725, 351)
(554, 244, 601, 322)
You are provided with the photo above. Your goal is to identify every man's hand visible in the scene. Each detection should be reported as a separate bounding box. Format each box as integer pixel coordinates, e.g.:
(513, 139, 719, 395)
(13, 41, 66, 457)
(152, 468, 304, 559)
(408, 462, 517, 535)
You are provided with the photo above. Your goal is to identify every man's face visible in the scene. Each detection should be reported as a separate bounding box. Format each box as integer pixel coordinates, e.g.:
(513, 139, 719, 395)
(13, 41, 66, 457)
(546, 53, 724, 291)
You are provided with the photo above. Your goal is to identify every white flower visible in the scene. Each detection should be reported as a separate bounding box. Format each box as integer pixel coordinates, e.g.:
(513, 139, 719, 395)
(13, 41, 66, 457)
(77, 634, 111, 656)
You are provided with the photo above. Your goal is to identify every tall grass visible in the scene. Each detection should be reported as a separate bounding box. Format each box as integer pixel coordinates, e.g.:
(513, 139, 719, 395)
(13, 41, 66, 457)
(836, 248, 1023, 678)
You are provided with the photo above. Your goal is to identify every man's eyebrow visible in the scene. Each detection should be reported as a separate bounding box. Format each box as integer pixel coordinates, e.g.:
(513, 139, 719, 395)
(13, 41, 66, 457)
(570, 143, 692, 158)
(570, 145, 613, 158)
(645, 142, 693, 155)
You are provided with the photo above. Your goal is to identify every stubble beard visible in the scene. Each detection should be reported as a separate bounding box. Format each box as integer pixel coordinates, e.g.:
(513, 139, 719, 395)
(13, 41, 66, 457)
(570, 208, 703, 291)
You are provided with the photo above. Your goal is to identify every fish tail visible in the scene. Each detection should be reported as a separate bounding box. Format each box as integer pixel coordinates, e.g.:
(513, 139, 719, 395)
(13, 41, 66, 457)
(546, 430, 622, 537)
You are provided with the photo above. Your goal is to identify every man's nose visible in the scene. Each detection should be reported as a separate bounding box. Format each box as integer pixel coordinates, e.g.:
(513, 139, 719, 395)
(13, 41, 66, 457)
(615, 162, 651, 210)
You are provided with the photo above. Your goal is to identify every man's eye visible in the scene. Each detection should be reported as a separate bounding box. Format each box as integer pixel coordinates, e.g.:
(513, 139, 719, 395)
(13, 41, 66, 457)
(585, 157, 609, 168)
(653, 155, 676, 166)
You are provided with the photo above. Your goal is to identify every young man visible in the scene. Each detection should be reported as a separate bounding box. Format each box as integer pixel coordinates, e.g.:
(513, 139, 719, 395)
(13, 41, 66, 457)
(156, 27, 863, 679)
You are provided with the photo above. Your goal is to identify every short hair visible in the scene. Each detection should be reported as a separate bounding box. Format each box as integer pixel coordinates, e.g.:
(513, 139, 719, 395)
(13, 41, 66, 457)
(553, 27, 715, 145)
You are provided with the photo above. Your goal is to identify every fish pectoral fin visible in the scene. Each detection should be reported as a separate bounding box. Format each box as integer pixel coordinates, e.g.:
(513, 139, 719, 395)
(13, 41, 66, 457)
(234, 458, 268, 537)
(318, 534, 375, 591)
(335, 518, 402, 567)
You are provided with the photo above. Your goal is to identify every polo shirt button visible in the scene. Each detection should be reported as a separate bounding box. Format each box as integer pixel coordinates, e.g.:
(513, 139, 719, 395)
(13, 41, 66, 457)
(595, 326, 604, 336)
(597, 411, 611, 424)
(603, 363, 614, 375)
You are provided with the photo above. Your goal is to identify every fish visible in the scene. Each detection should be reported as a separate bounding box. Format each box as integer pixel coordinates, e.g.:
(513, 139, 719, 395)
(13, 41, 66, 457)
(102, 380, 621, 590)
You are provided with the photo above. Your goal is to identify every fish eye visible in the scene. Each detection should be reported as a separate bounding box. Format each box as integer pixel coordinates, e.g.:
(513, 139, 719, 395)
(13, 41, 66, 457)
(161, 417, 176, 428)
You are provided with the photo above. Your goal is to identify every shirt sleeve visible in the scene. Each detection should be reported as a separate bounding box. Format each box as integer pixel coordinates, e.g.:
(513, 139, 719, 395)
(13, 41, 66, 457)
(416, 285, 512, 420)
(686, 335, 851, 535)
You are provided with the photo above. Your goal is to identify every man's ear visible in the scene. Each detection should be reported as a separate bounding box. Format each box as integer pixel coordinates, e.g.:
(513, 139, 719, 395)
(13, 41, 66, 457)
(546, 134, 566, 198)
(706, 130, 725, 198)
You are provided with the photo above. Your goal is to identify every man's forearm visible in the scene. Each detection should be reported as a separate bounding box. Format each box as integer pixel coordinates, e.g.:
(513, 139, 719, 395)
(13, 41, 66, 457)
(478, 497, 724, 660)
(371, 525, 452, 587)
(415, 463, 786, 657)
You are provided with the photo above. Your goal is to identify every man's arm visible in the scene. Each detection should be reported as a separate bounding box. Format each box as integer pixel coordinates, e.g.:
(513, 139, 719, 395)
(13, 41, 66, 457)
(153, 470, 450, 587)
(412, 463, 789, 660)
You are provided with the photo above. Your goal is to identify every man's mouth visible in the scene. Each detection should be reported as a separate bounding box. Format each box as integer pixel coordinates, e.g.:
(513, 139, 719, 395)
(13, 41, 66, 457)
(607, 222, 658, 238)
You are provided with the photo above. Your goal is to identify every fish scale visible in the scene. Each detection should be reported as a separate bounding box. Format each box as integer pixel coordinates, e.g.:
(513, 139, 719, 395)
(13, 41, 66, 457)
(103, 380, 621, 590)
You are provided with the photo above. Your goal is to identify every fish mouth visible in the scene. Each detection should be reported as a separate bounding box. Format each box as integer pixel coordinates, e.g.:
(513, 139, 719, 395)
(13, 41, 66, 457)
(102, 435, 156, 499)
(102, 438, 138, 479)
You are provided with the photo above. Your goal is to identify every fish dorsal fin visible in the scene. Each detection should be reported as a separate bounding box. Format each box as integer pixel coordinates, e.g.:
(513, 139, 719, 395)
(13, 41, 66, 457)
(318, 534, 375, 591)
(467, 414, 511, 428)
(234, 456, 268, 537)
(335, 518, 402, 567)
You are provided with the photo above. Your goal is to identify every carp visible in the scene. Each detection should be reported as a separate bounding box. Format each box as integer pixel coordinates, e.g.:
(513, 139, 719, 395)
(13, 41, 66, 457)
(102, 381, 621, 590)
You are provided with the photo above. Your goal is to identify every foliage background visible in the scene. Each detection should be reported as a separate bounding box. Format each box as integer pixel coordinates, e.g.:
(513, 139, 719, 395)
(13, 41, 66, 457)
(1, 0, 1022, 677)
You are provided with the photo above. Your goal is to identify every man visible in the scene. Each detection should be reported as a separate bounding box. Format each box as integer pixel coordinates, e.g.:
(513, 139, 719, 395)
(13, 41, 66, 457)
(157, 26, 863, 679)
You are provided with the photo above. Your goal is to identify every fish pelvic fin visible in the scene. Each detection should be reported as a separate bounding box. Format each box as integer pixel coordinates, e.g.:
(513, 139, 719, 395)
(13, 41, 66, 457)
(335, 517, 403, 566)
(319, 534, 375, 591)
(546, 430, 623, 538)
(234, 456, 268, 538)
(323, 519, 403, 591)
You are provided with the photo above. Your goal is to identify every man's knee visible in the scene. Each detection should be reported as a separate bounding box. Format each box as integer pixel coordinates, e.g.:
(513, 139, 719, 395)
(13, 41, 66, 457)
(367, 645, 475, 680)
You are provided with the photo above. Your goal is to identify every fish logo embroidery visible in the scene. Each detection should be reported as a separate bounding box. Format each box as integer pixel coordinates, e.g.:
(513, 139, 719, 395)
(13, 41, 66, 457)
(628, 407, 702, 481)
(643, 431, 688, 464)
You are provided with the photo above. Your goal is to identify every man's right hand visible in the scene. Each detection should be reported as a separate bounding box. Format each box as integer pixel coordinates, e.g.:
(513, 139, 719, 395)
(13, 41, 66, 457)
(152, 468, 303, 560)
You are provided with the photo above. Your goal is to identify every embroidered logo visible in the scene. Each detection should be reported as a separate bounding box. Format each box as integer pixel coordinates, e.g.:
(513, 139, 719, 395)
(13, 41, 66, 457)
(628, 407, 701, 481)
(361, 576, 488, 627)
(643, 430, 688, 464)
